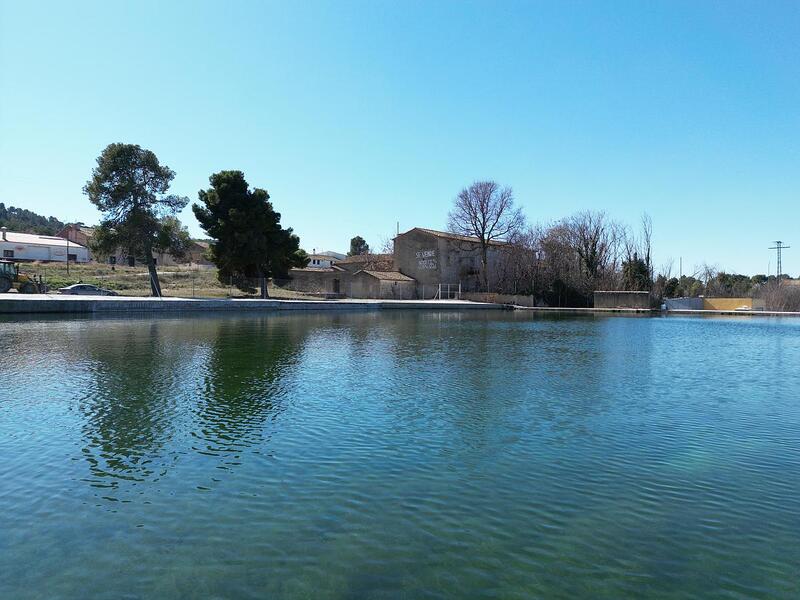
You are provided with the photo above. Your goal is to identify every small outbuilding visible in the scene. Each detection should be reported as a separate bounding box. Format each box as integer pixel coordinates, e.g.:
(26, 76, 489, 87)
(350, 270, 416, 299)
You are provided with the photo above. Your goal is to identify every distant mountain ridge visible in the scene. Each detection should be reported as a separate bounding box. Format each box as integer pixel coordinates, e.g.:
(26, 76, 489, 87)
(0, 203, 66, 235)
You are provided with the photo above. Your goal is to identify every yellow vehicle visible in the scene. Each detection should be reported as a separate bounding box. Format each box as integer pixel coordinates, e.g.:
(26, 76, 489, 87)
(0, 259, 46, 293)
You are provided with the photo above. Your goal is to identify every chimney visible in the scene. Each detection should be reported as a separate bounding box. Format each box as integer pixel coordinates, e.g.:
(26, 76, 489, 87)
(1, 226, 7, 241)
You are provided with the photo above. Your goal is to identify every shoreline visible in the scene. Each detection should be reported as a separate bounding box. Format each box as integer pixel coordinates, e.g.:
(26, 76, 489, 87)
(515, 306, 800, 317)
(1, 294, 798, 317)
(0, 295, 508, 314)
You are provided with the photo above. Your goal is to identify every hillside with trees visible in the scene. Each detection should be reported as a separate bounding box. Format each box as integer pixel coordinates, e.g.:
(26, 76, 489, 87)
(0, 203, 65, 235)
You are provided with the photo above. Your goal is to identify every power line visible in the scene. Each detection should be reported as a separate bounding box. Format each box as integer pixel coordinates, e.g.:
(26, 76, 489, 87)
(768, 241, 790, 281)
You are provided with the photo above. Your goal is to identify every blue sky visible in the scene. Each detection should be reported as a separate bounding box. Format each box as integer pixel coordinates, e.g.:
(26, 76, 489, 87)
(1, 0, 798, 275)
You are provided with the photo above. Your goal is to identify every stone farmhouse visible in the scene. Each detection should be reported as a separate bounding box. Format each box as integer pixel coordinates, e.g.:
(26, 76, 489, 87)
(283, 228, 509, 299)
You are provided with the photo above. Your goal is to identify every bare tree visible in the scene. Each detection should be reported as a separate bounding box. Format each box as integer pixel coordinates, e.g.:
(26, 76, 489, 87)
(448, 180, 525, 291)
(377, 233, 395, 255)
(565, 211, 619, 292)
(641, 212, 653, 282)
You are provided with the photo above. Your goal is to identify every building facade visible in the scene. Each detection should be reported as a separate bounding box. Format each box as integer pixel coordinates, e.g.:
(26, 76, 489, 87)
(306, 254, 338, 268)
(392, 228, 507, 293)
(350, 270, 415, 299)
(56, 224, 213, 267)
(0, 228, 90, 263)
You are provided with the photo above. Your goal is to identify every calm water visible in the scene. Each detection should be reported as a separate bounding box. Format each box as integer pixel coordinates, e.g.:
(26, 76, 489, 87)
(1, 311, 799, 599)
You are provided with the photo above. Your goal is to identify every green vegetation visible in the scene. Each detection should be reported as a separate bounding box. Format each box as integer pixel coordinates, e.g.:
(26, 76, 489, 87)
(193, 170, 308, 298)
(622, 253, 652, 291)
(0, 203, 65, 235)
(84, 143, 189, 296)
(348, 236, 370, 256)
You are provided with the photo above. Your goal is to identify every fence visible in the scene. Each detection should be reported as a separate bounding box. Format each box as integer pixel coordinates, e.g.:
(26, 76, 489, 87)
(20, 262, 318, 300)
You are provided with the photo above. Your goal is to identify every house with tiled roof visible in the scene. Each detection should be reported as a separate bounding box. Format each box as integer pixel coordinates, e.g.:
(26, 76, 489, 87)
(392, 227, 509, 294)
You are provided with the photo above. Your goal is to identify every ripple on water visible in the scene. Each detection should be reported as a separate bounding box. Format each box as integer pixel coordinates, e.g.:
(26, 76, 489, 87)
(1, 312, 799, 599)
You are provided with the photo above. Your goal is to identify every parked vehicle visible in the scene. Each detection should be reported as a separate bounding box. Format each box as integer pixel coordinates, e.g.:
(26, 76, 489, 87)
(0, 259, 47, 293)
(58, 284, 119, 296)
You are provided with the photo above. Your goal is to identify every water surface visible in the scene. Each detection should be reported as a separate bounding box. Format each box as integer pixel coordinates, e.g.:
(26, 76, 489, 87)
(1, 311, 799, 599)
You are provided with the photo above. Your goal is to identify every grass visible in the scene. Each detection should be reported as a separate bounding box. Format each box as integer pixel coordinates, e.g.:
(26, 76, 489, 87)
(20, 262, 314, 299)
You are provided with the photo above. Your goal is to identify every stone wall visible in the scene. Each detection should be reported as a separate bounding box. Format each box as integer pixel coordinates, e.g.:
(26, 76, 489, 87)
(393, 229, 505, 293)
(280, 269, 348, 296)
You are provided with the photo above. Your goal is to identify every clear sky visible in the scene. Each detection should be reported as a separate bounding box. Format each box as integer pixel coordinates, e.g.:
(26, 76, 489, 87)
(1, 0, 798, 276)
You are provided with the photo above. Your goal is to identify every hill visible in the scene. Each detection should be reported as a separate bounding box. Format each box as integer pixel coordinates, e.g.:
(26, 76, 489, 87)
(0, 203, 66, 235)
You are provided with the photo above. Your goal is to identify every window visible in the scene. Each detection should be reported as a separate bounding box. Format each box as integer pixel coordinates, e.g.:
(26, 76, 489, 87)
(108, 256, 116, 265)
(67, 253, 77, 263)
(3, 250, 13, 258)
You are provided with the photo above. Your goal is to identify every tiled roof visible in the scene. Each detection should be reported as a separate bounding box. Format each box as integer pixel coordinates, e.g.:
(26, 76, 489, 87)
(1, 231, 88, 249)
(401, 227, 507, 246)
(336, 253, 393, 263)
(290, 267, 338, 273)
(360, 270, 415, 282)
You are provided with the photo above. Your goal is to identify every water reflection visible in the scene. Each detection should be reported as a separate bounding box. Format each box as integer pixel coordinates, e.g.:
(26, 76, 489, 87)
(78, 321, 187, 488)
(2, 312, 800, 598)
(76, 315, 309, 495)
(191, 317, 307, 462)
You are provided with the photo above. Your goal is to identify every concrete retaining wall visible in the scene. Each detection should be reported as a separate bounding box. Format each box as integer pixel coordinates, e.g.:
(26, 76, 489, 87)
(462, 292, 537, 307)
(593, 291, 652, 309)
(665, 297, 704, 310)
(703, 297, 765, 311)
(0, 295, 505, 315)
(664, 297, 765, 311)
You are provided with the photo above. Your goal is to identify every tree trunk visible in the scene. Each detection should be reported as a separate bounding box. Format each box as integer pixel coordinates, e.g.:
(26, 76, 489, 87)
(144, 242, 162, 297)
(260, 273, 269, 299)
(481, 243, 489, 292)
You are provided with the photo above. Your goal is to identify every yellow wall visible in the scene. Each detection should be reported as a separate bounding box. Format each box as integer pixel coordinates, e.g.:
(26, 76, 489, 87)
(703, 297, 765, 311)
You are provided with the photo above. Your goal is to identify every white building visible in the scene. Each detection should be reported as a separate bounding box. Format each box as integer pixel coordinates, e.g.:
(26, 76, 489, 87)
(307, 253, 338, 268)
(0, 228, 90, 263)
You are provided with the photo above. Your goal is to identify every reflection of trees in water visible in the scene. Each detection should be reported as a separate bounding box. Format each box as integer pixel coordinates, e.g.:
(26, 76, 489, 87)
(78, 316, 307, 495)
(79, 321, 187, 489)
(191, 317, 306, 462)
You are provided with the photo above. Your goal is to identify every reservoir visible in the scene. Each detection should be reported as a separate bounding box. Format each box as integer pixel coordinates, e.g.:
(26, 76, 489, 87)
(1, 311, 799, 598)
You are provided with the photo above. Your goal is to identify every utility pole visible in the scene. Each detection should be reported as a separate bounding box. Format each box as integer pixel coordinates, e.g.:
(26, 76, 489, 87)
(769, 241, 790, 283)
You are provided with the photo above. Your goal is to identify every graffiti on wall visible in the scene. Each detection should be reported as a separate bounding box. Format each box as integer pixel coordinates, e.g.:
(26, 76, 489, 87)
(416, 249, 437, 270)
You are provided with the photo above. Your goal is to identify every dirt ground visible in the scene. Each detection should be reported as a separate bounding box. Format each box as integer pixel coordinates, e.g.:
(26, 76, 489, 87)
(18, 262, 314, 299)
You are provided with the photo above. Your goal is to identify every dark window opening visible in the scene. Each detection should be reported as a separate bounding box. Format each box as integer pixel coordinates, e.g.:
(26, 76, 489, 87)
(3, 250, 13, 258)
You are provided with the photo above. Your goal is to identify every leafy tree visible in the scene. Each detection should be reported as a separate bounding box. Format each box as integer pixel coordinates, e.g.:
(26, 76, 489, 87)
(83, 143, 188, 296)
(193, 170, 308, 298)
(348, 236, 370, 256)
(622, 252, 651, 291)
(154, 216, 192, 260)
(663, 277, 680, 298)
